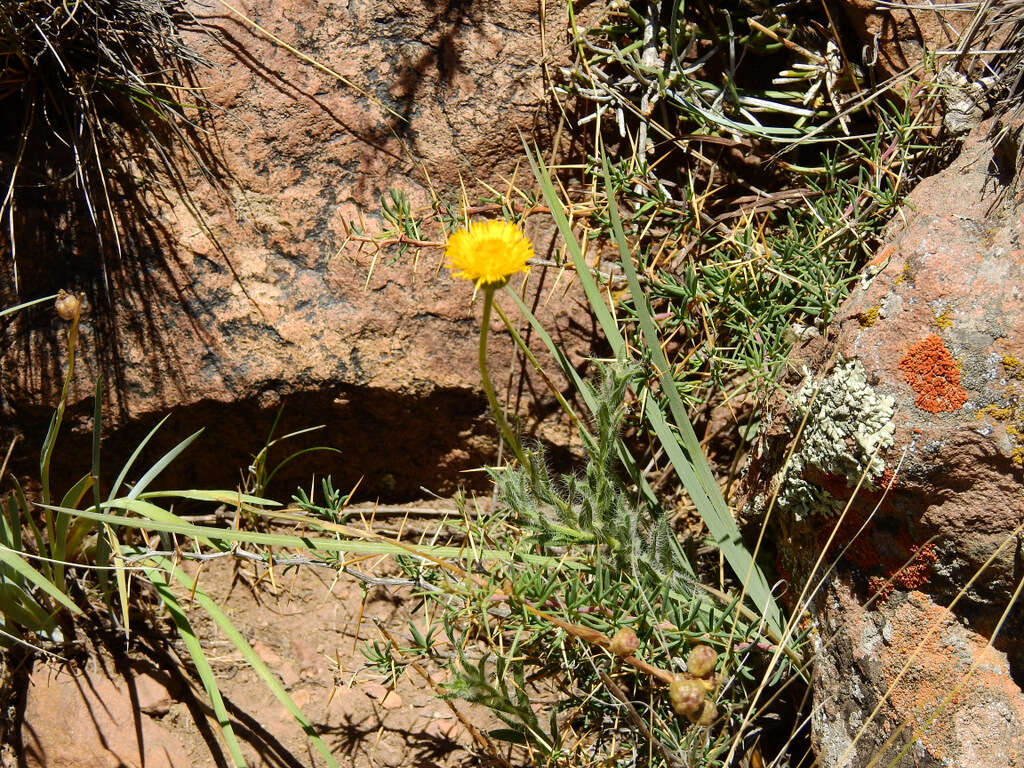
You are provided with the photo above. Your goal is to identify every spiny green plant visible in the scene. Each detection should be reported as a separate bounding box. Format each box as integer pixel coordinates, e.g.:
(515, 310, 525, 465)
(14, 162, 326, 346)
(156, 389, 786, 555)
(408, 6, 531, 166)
(292, 475, 353, 524)
(551, 0, 959, 407)
(352, 369, 803, 767)
(498, 365, 687, 577)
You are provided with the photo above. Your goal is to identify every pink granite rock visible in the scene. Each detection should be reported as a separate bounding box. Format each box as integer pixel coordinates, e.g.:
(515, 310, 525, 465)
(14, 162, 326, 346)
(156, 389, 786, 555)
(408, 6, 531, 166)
(745, 112, 1024, 766)
(22, 661, 189, 768)
(0, 0, 587, 499)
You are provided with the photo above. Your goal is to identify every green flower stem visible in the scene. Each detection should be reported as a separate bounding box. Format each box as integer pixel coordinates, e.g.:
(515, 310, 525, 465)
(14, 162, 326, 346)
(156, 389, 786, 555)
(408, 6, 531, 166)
(491, 298, 595, 451)
(478, 287, 527, 467)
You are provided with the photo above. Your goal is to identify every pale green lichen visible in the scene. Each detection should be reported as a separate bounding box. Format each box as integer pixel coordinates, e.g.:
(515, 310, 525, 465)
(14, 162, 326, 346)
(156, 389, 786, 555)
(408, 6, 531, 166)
(776, 360, 896, 520)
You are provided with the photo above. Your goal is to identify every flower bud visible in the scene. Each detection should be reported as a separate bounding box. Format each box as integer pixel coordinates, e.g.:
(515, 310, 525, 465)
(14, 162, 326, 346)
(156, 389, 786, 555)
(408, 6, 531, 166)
(694, 697, 719, 727)
(609, 628, 639, 657)
(686, 644, 717, 678)
(55, 290, 81, 322)
(668, 676, 704, 718)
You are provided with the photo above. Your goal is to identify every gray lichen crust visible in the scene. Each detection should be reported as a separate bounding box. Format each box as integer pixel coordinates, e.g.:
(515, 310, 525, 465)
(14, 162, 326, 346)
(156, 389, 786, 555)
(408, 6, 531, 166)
(776, 360, 896, 520)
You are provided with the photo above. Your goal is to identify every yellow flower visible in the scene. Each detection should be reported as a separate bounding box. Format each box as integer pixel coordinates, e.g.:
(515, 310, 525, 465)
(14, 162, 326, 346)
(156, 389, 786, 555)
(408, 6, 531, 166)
(445, 219, 533, 288)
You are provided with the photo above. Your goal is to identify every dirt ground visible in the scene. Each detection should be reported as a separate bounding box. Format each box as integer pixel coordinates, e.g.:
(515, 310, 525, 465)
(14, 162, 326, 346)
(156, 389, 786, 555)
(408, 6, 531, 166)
(11, 513, 511, 768)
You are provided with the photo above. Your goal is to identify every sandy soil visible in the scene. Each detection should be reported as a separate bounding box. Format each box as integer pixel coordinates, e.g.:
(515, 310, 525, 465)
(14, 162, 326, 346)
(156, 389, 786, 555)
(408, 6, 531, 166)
(14, 516, 512, 768)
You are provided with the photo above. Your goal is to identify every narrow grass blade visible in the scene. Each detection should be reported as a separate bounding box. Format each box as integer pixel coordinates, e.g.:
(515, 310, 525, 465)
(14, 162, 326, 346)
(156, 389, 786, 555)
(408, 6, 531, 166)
(144, 564, 246, 767)
(9, 478, 49, 582)
(45, 503, 575, 568)
(0, 293, 58, 319)
(523, 140, 625, 356)
(600, 157, 784, 636)
(107, 414, 172, 502)
(263, 446, 340, 493)
(0, 546, 81, 616)
(0, 585, 56, 635)
(140, 490, 280, 507)
(1, 496, 22, 551)
(157, 555, 340, 768)
(91, 376, 109, 597)
(126, 429, 204, 500)
(53, 473, 94, 590)
(104, 498, 219, 550)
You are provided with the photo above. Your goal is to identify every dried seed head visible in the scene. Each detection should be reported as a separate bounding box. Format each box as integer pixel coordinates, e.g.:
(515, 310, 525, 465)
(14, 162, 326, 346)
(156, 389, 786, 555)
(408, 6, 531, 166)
(609, 628, 639, 657)
(686, 644, 718, 678)
(55, 290, 81, 322)
(668, 676, 704, 718)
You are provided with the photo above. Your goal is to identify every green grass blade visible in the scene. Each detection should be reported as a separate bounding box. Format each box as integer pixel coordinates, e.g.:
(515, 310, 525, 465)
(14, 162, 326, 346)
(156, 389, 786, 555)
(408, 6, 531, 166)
(90, 376, 110, 598)
(1, 496, 21, 551)
(104, 498, 219, 550)
(144, 564, 246, 767)
(263, 446, 340, 494)
(108, 414, 171, 502)
(0, 293, 58, 319)
(600, 157, 784, 636)
(126, 429, 204, 500)
(0, 585, 56, 635)
(523, 141, 625, 356)
(112, 538, 130, 634)
(39, 407, 61, 512)
(45, 503, 574, 568)
(0, 546, 81, 616)
(503, 286, 594, 405)
(158, 556, 340, 768)
(53, 473, 94, 591)
(9, 478, 49, 582)
(140, 490, 280, 507)
(93, 391, 156, 628)
(600, 156, 721, 497)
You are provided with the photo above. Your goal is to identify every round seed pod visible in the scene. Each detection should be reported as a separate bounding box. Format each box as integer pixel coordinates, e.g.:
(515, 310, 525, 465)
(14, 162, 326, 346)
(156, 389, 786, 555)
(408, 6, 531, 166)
(55, 290, 81, 322)
(609, 628, 639, 657)
(668, 676, 704, 719)
(686, 644, 718, 678)
(694, 698, 719, 727)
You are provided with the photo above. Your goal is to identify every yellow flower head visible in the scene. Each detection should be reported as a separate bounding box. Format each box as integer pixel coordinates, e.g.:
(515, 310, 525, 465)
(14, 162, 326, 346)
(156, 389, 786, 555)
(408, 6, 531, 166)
(445, 219, 533, 289)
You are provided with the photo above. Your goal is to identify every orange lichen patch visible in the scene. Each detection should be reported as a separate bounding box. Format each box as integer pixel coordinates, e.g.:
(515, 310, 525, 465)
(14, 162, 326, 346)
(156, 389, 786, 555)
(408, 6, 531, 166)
(866, 539, 937, 603)
(889, 540, 937, 592)
(898, 335, 968, 413)
(868, 576, 895, 603)
(817, 503, 936, 603)
(866, 244, 897, 270)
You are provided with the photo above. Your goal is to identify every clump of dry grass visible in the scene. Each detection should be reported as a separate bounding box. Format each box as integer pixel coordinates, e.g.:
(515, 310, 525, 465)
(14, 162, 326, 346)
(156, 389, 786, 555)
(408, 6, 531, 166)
(0, 0, 219, 291)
